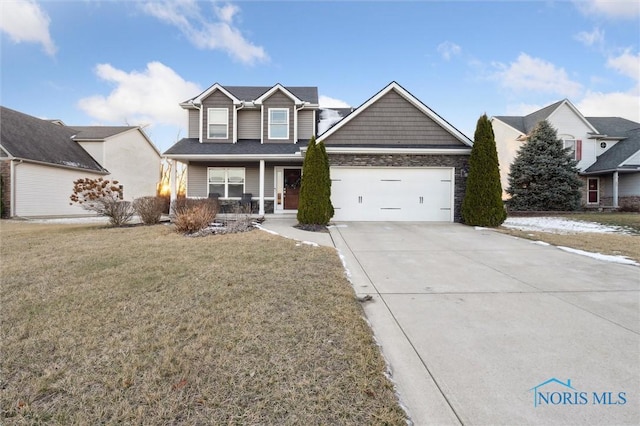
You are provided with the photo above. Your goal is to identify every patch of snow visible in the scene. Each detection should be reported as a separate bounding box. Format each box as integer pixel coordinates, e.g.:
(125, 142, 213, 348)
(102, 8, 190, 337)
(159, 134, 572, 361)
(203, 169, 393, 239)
(327, 224, 348, 228)
(295, 241, 319, 247)
(475, 226, 490, 231)
(531, 241, 550, 246)
(317, 109, 343, 134)
(25, 216, 110, 224)
(255, 224, 279, 236)
(503, 217, 628, 234)
(557, 246, 639, 266)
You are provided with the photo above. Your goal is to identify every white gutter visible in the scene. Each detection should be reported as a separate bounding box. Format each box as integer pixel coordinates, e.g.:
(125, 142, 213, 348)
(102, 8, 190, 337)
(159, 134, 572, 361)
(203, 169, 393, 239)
(164, 153, 303, 161)
(294, 102, 308, 143)
(304, 147, 472, 155)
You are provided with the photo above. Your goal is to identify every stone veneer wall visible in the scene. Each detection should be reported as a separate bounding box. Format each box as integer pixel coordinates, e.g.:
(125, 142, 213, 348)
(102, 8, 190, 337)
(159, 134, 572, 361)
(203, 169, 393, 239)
(328, 153, 470, 222)
(0, 160, 10, 218)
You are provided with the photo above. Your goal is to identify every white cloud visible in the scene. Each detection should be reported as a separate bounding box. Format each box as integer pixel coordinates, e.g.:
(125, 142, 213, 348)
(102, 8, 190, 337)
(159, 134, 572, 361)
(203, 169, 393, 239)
(577, 49, 640, 122)
(319, 95, 350, 108)
(577, 90, 640, 122)
(437, 41, 461, 60)
(141, 0, 268, 65)
(575, 0, 640, 19)
(574, 27, 605, 47)
(607, 49, 640, 82)
(0, 0, 56, 56)
(77, 62, 201, 128)
(492, 53, 583, 98)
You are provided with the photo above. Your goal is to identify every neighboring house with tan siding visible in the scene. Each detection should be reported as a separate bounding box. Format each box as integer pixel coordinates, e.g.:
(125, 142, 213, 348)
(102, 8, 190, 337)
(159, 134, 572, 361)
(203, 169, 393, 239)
(0, 106, 161, 218)
(492, 99, 640, 208)
(163, 81, 473, 221)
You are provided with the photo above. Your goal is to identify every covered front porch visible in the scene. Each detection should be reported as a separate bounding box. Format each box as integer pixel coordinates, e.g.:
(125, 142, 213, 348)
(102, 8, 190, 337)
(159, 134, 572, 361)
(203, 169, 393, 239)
(581, 169, 640, 209)
(166, 157, 304, 215)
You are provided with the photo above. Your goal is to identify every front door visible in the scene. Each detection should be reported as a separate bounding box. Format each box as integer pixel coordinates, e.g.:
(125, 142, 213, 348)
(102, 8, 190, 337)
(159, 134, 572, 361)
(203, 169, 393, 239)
(284, 168, 302, 210)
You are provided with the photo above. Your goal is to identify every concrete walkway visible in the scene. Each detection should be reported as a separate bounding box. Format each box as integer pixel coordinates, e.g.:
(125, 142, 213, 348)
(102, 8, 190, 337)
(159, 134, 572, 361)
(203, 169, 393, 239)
(260, 218, 639, 425)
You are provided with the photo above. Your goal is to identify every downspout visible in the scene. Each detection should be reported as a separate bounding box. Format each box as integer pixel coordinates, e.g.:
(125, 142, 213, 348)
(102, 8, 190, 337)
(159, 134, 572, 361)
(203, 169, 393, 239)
(234, 101, 246, 143)
(294, 102, 307, 143)
(10, 159, 22, 217)
(613, 171, 619, 208)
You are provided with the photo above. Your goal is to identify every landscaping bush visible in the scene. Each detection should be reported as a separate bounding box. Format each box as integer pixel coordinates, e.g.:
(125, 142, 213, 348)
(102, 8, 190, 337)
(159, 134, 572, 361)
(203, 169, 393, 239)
(70, 177, 134, 226)
(172, 198, 218, 234)
(461, 114, 506, 227)
(133, 196, 165, 224)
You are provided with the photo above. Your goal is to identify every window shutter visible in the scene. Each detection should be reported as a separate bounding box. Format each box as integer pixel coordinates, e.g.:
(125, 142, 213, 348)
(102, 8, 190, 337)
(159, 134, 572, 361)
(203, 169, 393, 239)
(576, 140, 582, 161)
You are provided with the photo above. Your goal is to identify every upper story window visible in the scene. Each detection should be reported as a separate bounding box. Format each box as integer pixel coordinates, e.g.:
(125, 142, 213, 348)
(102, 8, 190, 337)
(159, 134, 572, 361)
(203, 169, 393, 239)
(563, 139, 576, 159)
(208, 108, 228, 139)
(562, 138, 581, 161)
(269, 108, 289, 139)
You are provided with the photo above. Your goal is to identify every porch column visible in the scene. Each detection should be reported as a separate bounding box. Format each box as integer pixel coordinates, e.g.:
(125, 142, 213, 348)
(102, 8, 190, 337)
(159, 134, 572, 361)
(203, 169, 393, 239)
(613, 171, 619, 208)
(259, 160, 265, 215)
(169, 159, 177, 215)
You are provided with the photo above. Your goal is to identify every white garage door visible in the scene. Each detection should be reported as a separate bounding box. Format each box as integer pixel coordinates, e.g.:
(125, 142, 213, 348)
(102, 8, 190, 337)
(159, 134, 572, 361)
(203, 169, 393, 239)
(330, 167, 454, 221)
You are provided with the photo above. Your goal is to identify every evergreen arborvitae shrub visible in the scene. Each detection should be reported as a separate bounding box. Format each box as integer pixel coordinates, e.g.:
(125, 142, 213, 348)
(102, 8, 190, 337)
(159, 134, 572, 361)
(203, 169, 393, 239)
(297, 137, 333, 225)
(317, 141, 334, 220)
(461, 114, 506, 227)
(507, 120, 582, 211)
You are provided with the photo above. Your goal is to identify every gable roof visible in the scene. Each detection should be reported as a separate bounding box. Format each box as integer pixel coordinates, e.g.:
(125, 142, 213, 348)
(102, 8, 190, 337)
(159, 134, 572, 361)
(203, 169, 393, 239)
(0, 106, 107, 173)
(317, 81, 472, 146)
(494, 99, 597, 135)
(184, 84, 319, 106)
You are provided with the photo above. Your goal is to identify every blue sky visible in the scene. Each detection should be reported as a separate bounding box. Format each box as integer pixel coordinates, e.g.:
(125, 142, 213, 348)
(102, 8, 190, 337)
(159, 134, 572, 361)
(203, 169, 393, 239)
(1, 0, 639, 152)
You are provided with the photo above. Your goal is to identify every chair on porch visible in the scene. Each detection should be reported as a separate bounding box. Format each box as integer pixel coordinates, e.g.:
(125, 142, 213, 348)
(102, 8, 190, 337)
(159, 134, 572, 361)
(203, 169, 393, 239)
(239, 193, 253, 212)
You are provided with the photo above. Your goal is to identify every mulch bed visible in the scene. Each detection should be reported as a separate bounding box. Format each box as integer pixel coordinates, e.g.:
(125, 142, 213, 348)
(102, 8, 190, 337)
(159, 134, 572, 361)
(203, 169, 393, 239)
(294, 224, 329, 233)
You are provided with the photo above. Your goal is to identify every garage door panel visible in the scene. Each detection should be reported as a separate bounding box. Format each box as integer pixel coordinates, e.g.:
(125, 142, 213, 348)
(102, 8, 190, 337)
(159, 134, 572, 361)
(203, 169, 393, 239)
(330, 167, 453, 222)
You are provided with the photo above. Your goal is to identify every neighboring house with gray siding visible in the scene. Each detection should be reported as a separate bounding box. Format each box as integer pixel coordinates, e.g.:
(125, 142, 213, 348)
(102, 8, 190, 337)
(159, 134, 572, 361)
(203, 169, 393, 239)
(0, 106, 161, 217)
(163, 81, 473, 221)
(492, 99, 640, 209)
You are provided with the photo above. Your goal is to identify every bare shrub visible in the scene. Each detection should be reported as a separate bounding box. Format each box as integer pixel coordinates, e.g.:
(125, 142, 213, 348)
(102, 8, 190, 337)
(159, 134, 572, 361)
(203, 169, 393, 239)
(133, 196, 165, 224)
(172, 198, 219, 234)
(70, 177, 134, 226)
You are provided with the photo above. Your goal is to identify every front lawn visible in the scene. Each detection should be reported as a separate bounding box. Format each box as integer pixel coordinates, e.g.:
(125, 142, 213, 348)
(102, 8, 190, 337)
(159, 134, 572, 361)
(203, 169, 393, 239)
(0, 222, 406, 425)
(499, 213, 640, 263)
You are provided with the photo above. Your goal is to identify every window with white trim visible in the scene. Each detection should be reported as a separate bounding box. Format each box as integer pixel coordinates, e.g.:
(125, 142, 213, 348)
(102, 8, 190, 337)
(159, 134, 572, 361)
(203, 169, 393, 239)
(269, 108, 289, 139)
(563, 139, 577, 160)
(207, 108, 228, 139)
(208, 167, 245, 198)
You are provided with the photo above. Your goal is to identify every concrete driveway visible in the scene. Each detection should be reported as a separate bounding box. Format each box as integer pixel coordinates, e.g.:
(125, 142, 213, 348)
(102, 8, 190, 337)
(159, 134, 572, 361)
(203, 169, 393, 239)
(329, 222, 639, 426)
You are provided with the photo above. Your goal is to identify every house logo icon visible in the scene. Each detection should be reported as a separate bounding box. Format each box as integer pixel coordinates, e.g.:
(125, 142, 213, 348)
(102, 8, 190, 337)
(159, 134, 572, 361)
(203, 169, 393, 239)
(529, 378, 577, 407)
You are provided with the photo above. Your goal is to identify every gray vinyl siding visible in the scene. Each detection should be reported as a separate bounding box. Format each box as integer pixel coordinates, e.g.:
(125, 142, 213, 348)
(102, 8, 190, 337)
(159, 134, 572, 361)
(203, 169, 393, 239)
(298, 110, 314, 140)
(187, 161, 278, 198)
(263, 92, 294, 144)
(188, 109, 199, 139)
(238, 110, 261, 140)
(202, 91, 234, 143)
(187, 163, 207, 197)
(323, 90, 466, 146)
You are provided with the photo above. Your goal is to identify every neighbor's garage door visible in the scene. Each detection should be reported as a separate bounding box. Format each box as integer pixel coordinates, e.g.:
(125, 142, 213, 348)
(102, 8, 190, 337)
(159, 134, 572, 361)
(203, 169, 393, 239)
(330, 167, 454, 221)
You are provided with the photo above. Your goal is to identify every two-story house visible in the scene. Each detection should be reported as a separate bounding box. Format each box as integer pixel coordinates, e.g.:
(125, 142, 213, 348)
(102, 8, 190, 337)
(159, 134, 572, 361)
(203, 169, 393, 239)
(492, 99, 640, 209)
(163, 81, 473, 221)
(0, 106, 161, 217)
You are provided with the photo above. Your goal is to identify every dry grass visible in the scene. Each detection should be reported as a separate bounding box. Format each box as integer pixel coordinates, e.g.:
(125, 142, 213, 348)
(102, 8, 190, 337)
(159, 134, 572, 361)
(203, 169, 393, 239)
(0, 221, 406, 425)
(499, 213, 640, 263)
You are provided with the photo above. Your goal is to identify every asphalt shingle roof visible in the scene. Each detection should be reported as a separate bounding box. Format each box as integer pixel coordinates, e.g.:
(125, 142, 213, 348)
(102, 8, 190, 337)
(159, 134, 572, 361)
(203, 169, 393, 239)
(585, 129, 640, 173)
(163, 139, 305, 156)
(70, 126, 137, 140)
(0, 106, 106, 172)
(186, 85, 319, 104)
